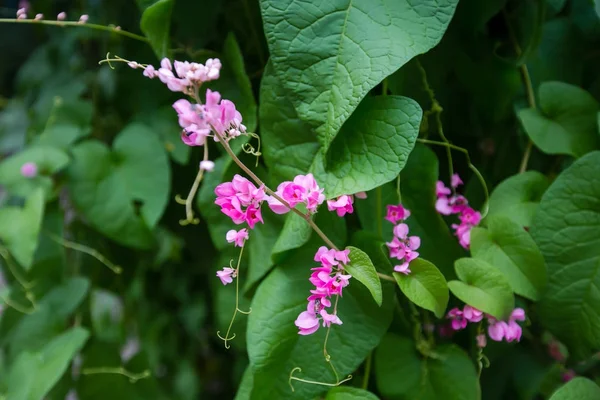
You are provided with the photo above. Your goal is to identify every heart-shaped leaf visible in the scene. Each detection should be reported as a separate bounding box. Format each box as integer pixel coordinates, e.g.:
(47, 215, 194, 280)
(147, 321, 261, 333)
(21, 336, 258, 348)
(394, 258, 449, 318)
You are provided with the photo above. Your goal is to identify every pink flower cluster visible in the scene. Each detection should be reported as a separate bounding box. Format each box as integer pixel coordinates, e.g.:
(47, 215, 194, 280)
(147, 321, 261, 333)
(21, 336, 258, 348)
(446, 305, 526, 344)
(266, 174, 325, 215)
(139, 58, 221, 95)
(217, 267, 236, 285)
(173, 89, 246, 146)
(385, 204, 420, 275)
(294, 247, 352, 335)
(20, 162, 38, 178)
(435, 174, 481, 249)
(326, 191, 367, 217)
(215, 175, 265, 229)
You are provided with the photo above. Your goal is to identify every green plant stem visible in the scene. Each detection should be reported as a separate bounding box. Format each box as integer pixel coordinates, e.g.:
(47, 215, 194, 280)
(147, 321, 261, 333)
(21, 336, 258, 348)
(81, 367, 151, 383)
(362, 352, 372, 389)
(377, 272, 395, 282)
(45, 231, 122, 274)
(502, 8, 537, 174)
(417, 138, 490, 218)
(0, 18, 149, 43)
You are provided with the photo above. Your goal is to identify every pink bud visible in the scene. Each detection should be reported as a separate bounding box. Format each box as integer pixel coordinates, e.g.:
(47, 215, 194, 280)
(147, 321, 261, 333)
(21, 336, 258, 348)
(57, 12, 66, 20)
(20, 162, 38, 178)
(200, 161, 215, 172)
(34, 13, 43, 20)
(17, 13, 27, 19)
(78, 14, 88, 24)
(16, 8, 26, 17)
(476, 334, 487, 348)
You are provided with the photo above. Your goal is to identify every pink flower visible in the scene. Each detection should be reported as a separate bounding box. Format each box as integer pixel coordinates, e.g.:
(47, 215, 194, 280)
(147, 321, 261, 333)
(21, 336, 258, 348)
(486, 308, 526, 343)
(446, 308, 468, 331)
(394, 262, 411, 275)
(463, 305, 483, 323)
(314, 246, 339, 268)
(57, 12, 66, 20)
(282, 183, 307, 208)
(327, 195, 354, 217)
(386, 221, 420, 274)
(476, 334, 487, 348)
(504, 320, 522, 342)
(20, 162, 38, 178)
(451, 173, 463, 188)
(34, 13, 43, 20)
(295, 310, 320, 335)
(266, 174, 325, 215)
(78, 14, 88, 24)
(562, 369, 576, 382)
(143, 65, 158, 78)
(226, 229, 249, 247)
(354, 191, 367, 199)
(173, 99, 203, 129)
(320, 309, 342, 327)
(215, 175, 265, 229)
(216, 267, 235, 285)
(435, 197, 453, 215)
(510, 308, 526, 322)
(335, 249, 350, 264)
(385, 204, 411, 224)
(436, 181, 451, 197)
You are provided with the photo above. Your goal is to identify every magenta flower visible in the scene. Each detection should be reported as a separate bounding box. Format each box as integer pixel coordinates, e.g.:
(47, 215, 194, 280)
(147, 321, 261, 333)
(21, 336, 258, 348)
(215, 175, 266, 229)
(386, 220, 420, 274)
(436, 181, 451, 197)
(266, 174, 325, 215)
(20, 162, 38, 178)
(385, 204, 411, 224)
(463, 305, 483, 323)
(216, 267, 235, 285)
(295, 310, 320, 335)
(226, 229, 249, 247)
(451, 173, 463, 188)
(446, 307, 468, 331)
(486, 308, 526, 343)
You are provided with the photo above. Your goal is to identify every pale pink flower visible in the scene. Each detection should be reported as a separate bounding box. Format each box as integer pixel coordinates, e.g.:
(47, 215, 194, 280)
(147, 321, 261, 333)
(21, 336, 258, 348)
(143, 65, 158, 78)
(199, 160, 215, 171)
(394, 262, 411, 275)
(295, 310, 320, 335)
(320, 309, 342, 327)
(226, 228, 249, 247)
(216, 267, 235, 285)
(451, 173, 463, 188)
(34, 13, 43, 20)
(476, 334, 487, 348)
(436, 181, 451, 197)
(57, 12, 66, 20)
(327, 194, 354, 217)
(20, 162, 38, 178)
(463, 305, 483, 323)
(78, 14, 89, 24)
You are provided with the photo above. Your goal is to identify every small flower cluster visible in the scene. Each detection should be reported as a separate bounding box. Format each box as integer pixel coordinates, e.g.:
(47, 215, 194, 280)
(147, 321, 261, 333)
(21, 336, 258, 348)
(326, 191, 367, 217)
(215, 175, 265, 229)
(135, 58, 221, 95)
(266, 174, 325, 215)
(294, 247, 352, 335)
(435, 174, 481, 249)
(446, 305, 526, 345)
(385, 204, 421, 275)
(15, 8, 87, 23)
(215, 229, 249, 285)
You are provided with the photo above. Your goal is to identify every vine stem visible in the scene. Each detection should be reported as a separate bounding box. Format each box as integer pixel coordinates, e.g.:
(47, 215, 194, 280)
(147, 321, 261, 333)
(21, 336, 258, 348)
(502, 8, 537, 173)
(213, 130, 338, 250)
(175, 144, 209, 225)
(0, 18, 149, 43)
(45, 231, 122, 274)
(417, 138, 490, 218)
(81, 367, 151, 383)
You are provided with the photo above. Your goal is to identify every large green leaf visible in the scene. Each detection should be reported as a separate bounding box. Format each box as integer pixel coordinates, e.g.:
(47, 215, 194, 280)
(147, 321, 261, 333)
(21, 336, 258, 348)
(518, 82, 600, 158)
(260, 0, 458, 151)
(247, 242, 393, 400)
(394, 258, 449, 318)
(448, 258, 515, 320)
(549, 378, 600, 400)
(325, 387, 379, 400)
(531, 151, 600, 359)
(260, 63, 421, 198)
(345, 246, 383, 306)
(0, 146, 69, 199)
(90, 289, 124, 343)
(140, 0, 174, 59)
(0, 188, 45, 269)
(470, 215, 547, 301)
(6, 327, 90, 400)
(271, 212, 313, 262)
(486, 171, 550, 228)
(68, 123, 170, 249)
(375, 334, 480, 400)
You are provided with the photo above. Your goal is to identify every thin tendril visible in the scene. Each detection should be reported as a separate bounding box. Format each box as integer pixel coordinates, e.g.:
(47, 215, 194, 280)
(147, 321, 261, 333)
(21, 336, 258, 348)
(0, 293, 35, 314)
(45, 231, 122, 274)
(0, 246, 35, 290)
(242, 132, 262, 167)
(0, 18, 149, 43)
(81, 367, 151, 383)
(177, 144, 209, 226)
(416, 58, 455, 192)
(288, 366, 353, 392)
(217, 243, 250, 349)
(417, 138, 490, 218)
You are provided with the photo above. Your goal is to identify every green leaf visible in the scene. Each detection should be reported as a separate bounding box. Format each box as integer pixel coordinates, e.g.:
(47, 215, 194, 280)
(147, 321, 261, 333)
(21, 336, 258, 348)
(311, 96, 421, 198)
(549, 378, 600, 400)
(133, 107, 190, 165)
(260, 0, 459, 151)
(518, 82, 600, 158)
(0, 146, 69, 199)
(6, 327, 90, 400)
(325, 387, 380, 400)
(393, 258, 449, 318)
(375, 334, 480, 400)
(246, 211, 284, 291)
(531, 151, 600, 359)
(140, 0, 174, 59)
(271, 211, 312, 263)
(0, 188, 45, 269)
(6, 277, 90, 358)
(247, 242, 393, 400)
(470, 215, 547, 301)
(90, 289, 124, 343)
(448, 258, 515, 320)
(68, 123, 171, 249)
(345, 246, 383, 306)
(486, 171, 550, 228)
